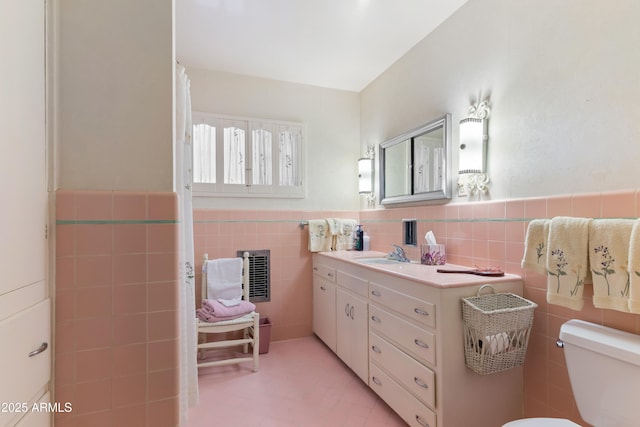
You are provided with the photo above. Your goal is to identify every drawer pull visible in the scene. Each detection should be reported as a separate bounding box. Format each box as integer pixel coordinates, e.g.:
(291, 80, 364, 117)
(327, 272, 334, 277)
(371, 345, 382, 354)
(349, 305, 354, 320)
(371, 290, 381, 297)
(313, 267, 318, 271)
(28, 342, 48, 357)
(414, 307, 429, 316)
(414, 377, 429, 389)
(371, 315, 381, 323)
(320, 285, 326, 291)
(414, 339, 429, 349)
(345, 304, 350, 317)
(415, 415, 430, 427)
(371, 376, 382, 386)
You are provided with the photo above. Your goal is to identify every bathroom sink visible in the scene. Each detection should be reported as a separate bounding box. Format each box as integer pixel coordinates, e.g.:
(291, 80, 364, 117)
(356, 257, 408, 265)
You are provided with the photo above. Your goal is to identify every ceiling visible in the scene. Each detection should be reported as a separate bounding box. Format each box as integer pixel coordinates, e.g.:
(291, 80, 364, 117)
(175, 0, 468, 92)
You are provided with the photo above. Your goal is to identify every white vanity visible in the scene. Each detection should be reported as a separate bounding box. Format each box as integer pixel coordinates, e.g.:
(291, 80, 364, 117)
(312, 251, 525, 427)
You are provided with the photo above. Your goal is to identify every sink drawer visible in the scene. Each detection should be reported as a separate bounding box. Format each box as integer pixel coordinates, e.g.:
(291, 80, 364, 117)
(369, 281, 435, 329)
(370, 363, 437, 427)
(370, 303, 436, 366)
(370, 331, 435, 409)
(313, 263, 336, 282)
(337, 270, 368, 297)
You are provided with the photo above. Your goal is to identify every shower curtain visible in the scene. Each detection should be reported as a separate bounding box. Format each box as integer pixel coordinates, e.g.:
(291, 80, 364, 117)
(176, 63, 198, 425)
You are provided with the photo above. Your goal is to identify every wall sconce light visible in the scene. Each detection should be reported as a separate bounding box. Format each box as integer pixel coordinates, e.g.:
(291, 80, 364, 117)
(358, 145, 375, 206)
(458, 100, 490, 196)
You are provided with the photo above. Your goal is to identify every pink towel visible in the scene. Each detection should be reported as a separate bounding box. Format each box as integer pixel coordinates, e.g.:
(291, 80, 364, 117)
(201, 299, 255, 317)
(197, 308, 254, 323)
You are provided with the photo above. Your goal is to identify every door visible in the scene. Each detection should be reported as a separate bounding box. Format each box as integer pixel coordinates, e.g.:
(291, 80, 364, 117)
(0, 0, 50, 426)
(336, 288, 368, 382)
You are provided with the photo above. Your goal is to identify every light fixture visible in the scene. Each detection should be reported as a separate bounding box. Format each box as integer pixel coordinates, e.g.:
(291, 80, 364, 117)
(458, 100, 490, 196)
(358, 157, 373, 193)
(358, 146, 375, 206)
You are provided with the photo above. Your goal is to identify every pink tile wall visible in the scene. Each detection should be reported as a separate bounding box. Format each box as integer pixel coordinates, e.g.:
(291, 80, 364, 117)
(55, 190, 179, 427)
(192, 209, 358, 342)
(361, 190, 640, 426)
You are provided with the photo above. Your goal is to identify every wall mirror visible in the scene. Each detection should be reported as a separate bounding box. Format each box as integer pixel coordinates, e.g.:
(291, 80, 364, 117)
(379, 114, 452, 205)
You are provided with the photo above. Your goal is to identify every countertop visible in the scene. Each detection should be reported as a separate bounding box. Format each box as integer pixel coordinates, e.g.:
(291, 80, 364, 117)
(315, 250, 522, 288)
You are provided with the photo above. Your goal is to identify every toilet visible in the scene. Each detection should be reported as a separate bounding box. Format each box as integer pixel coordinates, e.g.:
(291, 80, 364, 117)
(503, 319, 640, 427)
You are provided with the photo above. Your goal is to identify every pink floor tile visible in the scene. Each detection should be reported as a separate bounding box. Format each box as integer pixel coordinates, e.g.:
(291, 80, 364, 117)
(188, 337, 407, 427)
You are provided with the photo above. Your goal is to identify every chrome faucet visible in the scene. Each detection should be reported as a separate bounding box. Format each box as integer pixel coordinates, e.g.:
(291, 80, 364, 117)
(388, 244, 410, 262)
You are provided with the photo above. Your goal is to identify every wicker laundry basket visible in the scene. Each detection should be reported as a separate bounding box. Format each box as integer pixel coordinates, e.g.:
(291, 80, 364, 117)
(462, 284, 537, 375)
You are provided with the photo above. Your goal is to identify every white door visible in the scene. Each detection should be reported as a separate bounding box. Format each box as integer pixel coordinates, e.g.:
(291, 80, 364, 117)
(0, 0, 50, 426)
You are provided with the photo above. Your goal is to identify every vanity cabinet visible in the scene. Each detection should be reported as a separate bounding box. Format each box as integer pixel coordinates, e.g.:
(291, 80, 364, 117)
(312, 252, 525, 427)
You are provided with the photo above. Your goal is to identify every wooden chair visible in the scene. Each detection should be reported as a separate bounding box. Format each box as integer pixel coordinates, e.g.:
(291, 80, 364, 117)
(196, 252, 259, 372)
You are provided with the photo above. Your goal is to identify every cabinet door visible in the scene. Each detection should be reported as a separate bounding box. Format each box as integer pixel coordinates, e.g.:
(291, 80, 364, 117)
(313, 278, 336, 352)
(336, 288, 368, 382)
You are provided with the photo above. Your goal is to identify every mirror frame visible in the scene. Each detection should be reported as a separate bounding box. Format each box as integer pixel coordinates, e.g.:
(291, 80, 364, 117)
(379, 114, 452, 206)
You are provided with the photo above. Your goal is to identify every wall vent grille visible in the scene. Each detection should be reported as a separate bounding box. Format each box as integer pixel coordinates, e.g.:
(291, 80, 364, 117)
(237, 249, 270, 303)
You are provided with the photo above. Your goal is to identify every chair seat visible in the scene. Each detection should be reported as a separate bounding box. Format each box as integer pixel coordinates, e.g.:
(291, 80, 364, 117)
(197, 311, 257, 327)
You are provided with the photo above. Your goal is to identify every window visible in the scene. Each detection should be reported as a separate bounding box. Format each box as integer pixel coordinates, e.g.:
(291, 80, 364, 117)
(192, 113, 304, 198)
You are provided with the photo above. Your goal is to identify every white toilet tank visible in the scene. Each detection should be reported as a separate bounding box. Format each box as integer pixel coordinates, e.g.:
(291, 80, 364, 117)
(560, 319, 640, 427)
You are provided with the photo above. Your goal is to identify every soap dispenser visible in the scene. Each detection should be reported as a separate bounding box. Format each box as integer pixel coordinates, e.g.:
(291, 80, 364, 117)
(354, 225, 364, 251)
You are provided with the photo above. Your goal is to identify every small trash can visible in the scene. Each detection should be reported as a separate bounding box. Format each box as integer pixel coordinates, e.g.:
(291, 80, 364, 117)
(259, 316, 272, 354)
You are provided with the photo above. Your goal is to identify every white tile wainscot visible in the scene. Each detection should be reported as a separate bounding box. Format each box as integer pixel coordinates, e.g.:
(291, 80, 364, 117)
(312, 251, 525, 427)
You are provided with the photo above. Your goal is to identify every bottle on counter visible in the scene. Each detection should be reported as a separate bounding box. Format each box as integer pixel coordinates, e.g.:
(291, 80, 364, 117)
(363, 232, 370, 251)
(354, 224, 364, 251)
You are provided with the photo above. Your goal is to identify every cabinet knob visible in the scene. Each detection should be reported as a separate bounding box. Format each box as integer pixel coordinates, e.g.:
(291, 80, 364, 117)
(320, 285, 326, 291)
(371, 376, 382, 386)
(414, 377, 429, 389)
(28, 342, 48, 357)
(414, 339, 429, 349)
(371, 345, 382, 354)
(327, 272, 334, 277)
(415, 415, 430, 427)
(371, 290, 381, 297)
(370, 315, 381, 323)
(414, 307, 429, 316)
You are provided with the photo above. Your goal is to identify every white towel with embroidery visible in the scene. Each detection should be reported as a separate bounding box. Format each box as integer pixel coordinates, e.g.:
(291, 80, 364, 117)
(628, 220, 640, 313)
(326, 218, 357, 251)
(205, 257, 243, 304)
(546, 217, 591, 311)
(589, 219, 633, 312)
(308, 219, 332, 252)
(521, 219, 550, 274)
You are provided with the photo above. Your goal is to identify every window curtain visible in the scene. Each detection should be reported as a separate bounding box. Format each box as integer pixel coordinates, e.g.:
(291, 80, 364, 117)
(193, 123, 216, 184)
(224, 126, 245, 184)
(252, 128, 273, 185)
(279, 128, 299, 186)
(175, 63, 198, 425)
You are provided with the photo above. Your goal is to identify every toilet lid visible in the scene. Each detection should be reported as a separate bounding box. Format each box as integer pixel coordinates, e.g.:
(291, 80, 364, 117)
(503, 418, 582, 427)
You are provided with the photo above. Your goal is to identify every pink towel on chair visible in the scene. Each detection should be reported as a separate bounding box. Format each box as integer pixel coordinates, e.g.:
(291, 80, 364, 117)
(199, 299, 255, 319)
(196, 308, 254, 323)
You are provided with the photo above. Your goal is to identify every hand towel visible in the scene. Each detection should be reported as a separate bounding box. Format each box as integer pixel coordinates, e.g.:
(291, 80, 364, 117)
(218, 298, 241, 307)
(589, 219, 633, 312)
(308, 219, 332, 252)
(546, 217, 592, 311)
(521, 219, 550, 274)
(327, 218, 357, 251)
(205, 258, 243, 302)
(628, 220, 640, 313)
